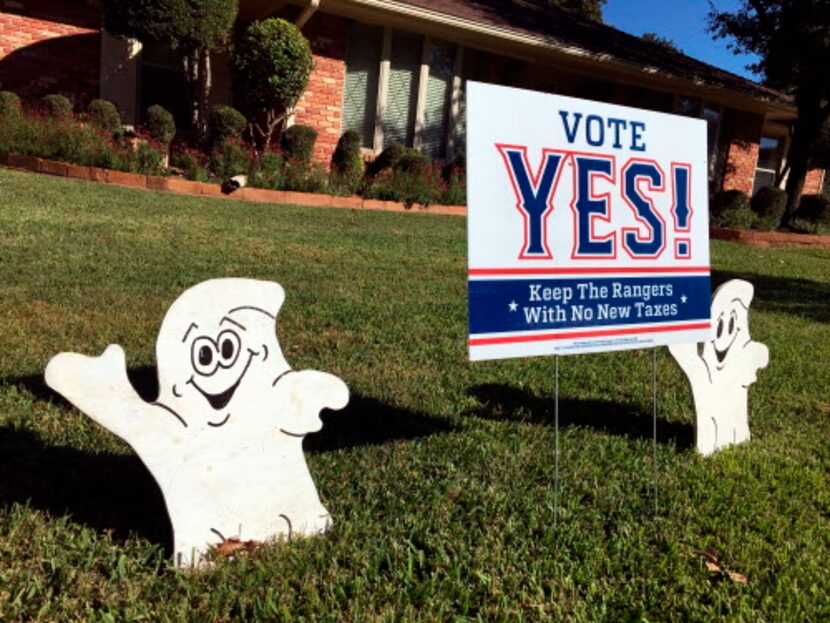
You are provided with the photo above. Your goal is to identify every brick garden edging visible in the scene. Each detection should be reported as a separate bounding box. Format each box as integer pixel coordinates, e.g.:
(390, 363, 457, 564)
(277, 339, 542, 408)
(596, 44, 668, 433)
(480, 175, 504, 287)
(0, 154, 467, 217)
(710, 227, 830, 249)
(3, 154, 829, 248)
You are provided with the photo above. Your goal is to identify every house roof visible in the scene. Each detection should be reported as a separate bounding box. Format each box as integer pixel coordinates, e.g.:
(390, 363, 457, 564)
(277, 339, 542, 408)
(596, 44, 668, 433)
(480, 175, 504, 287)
(325, 0, 793, 115)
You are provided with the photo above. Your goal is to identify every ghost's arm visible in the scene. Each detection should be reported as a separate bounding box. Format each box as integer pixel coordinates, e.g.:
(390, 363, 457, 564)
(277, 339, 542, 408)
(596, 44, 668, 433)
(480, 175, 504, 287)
(273, 370, 349, 435)
(738, 340, 769, 387)
(45, 344, 176, 442)
(668, 342, 710, 385)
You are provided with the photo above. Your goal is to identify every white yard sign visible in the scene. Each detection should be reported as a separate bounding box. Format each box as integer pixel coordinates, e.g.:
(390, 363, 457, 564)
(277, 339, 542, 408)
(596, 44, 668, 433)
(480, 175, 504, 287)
(467, 82, 712, 361)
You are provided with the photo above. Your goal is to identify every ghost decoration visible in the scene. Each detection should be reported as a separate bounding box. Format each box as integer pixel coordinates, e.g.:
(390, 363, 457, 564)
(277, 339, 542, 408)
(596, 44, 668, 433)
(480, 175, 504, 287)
(45, 278, 349, 567)
(668, 279, 769, 456)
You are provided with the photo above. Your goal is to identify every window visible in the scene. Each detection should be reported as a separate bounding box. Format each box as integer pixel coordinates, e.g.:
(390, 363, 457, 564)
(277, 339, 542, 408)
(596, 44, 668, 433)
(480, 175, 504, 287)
(140, 41, 190, 129)
(342, 24, 461, 160)
(753, 136, 783, 194)
(343, 23, 382, 148)
(675, 98, 722, 185)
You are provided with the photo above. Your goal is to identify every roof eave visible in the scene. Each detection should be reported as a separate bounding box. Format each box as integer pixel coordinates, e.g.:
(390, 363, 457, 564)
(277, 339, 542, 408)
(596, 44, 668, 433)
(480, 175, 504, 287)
(316, 0, 795, 119)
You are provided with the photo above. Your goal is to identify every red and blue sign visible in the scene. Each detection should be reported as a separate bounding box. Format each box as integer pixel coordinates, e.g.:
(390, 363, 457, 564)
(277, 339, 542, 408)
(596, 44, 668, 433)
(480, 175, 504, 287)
(467, 83, 712, 361)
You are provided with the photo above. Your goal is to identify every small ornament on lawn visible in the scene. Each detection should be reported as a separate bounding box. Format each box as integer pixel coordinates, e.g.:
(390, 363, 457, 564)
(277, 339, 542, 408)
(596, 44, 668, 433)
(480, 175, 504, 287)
(45, 278, 349, 567)
(669, 279, 768, 456)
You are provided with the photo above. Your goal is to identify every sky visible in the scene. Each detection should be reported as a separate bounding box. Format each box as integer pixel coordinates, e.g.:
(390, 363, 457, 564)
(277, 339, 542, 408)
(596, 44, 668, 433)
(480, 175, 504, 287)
(603, 0, 762, 81)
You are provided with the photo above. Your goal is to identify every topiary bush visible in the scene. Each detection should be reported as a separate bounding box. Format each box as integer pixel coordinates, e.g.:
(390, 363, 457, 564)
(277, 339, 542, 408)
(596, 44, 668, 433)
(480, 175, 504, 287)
(0, 91, 21, 119)
(329, 130, 364, 193)
(366, 142, 406, 178)
(41, 94, 73, 119)
(208, 105, 247, 148)
(232, 17, 314, 147)
(86, 99, 122, 138)
(249, 150, 284, 190)
(795, 193, 830, 227)
(282, 160, 328, 193)
(280, 124, 317, 165)
(750, 186, 787, 231)
(710, 189, 754, 229)
(145, 105, 176, 147)
(208, 139, 254, 180)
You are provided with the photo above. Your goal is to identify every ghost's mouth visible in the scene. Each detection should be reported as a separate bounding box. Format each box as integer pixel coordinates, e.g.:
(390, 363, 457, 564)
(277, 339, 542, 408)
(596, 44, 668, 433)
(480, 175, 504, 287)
(714, 329, 740, 368)
(189, 349, 256, 411)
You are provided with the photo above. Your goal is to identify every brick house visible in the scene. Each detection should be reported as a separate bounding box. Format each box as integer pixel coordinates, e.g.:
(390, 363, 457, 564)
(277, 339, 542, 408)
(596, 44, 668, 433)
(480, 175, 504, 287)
(0, 0, 824, 196)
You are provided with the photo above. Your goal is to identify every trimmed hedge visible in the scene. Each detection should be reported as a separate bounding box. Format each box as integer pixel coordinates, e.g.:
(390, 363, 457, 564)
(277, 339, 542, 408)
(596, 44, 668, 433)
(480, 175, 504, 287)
(208, 105, 247, 148)
(280, 124, 317, 164)
(750, 186, 786, 231)
(711, 189, 755, 229)
(0, 91, 21, 119)
(86, 99, 122, 138)
(330, 130, 363, 192)
(796, 193, 830, 226)
(41, 94, 72, 119)
(145, 105, 176, 146)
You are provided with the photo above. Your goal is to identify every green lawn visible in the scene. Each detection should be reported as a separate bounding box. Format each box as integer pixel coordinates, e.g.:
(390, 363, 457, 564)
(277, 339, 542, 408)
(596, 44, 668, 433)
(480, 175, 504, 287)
(0, 167, 828, 622)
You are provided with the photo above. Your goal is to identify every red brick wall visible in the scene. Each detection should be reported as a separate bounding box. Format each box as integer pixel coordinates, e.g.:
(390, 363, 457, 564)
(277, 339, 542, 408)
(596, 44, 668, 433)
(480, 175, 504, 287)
(721, 109, 764, 195)
(0, 0, 100, 106)
(803, 168, 825, 194)
(292, 13, 347, 165)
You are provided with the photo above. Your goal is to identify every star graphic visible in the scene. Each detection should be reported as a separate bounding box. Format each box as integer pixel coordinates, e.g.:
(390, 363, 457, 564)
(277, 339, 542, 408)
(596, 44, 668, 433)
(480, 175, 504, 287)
(508, 300, 518, 312)
(680, 295, 688, 304)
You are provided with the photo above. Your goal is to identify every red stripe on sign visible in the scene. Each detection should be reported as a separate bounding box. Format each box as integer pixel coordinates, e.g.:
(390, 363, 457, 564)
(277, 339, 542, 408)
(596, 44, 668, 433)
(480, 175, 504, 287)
(469, 322, 712, 347)
(468, 266, 710, 276)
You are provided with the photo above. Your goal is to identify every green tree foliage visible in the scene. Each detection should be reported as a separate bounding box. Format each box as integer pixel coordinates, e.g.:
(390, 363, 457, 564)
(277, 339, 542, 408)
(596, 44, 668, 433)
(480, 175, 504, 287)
(101, 0, 238, 134)
(545, 0, 606, 21)
(641, 32, 681, 53)
(709, 1, 830, 221)
(232, 18, 314, 148)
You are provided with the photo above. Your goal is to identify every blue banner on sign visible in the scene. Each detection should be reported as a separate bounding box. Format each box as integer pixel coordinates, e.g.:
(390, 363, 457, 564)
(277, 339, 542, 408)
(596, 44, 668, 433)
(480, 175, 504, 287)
(468, 276, 710, 335)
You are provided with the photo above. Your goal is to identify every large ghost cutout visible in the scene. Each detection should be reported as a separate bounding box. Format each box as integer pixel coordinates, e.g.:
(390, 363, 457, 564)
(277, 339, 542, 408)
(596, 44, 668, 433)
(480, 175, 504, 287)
(45, 278, 349, 567)
(668, 279, 769, 456)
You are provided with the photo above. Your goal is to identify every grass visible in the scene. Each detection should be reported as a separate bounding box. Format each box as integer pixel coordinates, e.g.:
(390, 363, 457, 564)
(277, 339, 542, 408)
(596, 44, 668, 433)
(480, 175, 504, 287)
(0, 167, 828, 622)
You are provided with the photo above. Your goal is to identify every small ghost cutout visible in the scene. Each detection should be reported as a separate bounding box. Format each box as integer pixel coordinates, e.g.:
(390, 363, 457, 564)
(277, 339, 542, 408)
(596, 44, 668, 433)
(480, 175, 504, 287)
(45, 278, 349, 566)
(669, 279, 769, 456)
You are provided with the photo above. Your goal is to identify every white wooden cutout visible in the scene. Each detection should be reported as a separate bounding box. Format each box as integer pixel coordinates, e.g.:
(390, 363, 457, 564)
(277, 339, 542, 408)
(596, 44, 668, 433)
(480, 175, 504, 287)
(669, 279, 769, 456)
(45, 278, 349, 567)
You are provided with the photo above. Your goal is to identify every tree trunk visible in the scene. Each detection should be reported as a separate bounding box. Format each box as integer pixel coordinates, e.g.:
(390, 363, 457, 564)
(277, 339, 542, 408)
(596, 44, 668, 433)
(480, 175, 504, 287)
(782, 93, 830, 224)
(183, 47, 211, 141)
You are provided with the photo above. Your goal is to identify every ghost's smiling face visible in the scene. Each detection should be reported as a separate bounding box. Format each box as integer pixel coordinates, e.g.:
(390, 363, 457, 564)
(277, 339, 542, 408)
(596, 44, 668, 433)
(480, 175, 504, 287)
(154, 279, 290, 431)
(183, 316, 262, 426)
(702, 281, 754, 375)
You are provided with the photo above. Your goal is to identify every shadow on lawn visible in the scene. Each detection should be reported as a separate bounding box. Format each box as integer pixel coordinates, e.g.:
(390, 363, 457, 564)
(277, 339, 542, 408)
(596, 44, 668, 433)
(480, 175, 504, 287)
(0, 369, 452, 548)
(467, 383, 694, 447)
(712, 270, 830, 324)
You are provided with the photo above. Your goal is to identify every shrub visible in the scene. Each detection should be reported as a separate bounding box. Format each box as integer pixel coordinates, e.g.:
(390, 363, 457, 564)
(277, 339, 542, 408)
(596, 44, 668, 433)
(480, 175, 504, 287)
(366, 142, 406, 178)
(363, 163, 446, 208)
(208, 105, 247, 148)
(41, 94, 73, 119)
(249, 150, 284, 190)
(171, 148, 210, 182)
(208, 139, 253, 180)
(395, 149, 430, 176)
(441, 151, 466, 205)
(788, 218, 830, 235)
(330, 130, 363, 193)
(231, 17, 314, 147)
(0, 91, 21, 119)
(280, 124, 317, 165)
(710, 189, 754, 229)
(796, 193, 830, 226)
(86, 99, 122, 138)
(282, 160, 328, 193)
(750, 186, 786, 231)
(145, 105, 176, 147)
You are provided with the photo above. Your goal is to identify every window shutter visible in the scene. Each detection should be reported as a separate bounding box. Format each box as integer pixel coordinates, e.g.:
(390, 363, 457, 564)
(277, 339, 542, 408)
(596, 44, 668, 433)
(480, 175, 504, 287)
(384, 32, 421, 148)
(343, 23, 382, 148)
(421, 40, 454, 160)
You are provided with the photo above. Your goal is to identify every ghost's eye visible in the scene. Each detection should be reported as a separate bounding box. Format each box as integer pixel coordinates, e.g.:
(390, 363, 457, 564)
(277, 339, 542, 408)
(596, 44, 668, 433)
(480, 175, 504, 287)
(729, 311, 736, 335)
(191, 336, 219, 376)
(217, 330, 241, 368)
(716, 317, 724, 339)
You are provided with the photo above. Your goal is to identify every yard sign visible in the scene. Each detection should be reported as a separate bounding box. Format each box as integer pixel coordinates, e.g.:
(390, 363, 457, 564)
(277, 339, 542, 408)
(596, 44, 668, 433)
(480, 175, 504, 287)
(467, 82, 712, 361)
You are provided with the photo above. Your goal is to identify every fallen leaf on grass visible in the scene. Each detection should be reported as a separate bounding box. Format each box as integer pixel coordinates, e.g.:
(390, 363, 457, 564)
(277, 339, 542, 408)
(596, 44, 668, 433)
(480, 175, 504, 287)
(726, 570, 748, 585)
(213, 538, 259, 558)
(705, 560, 721, 573)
